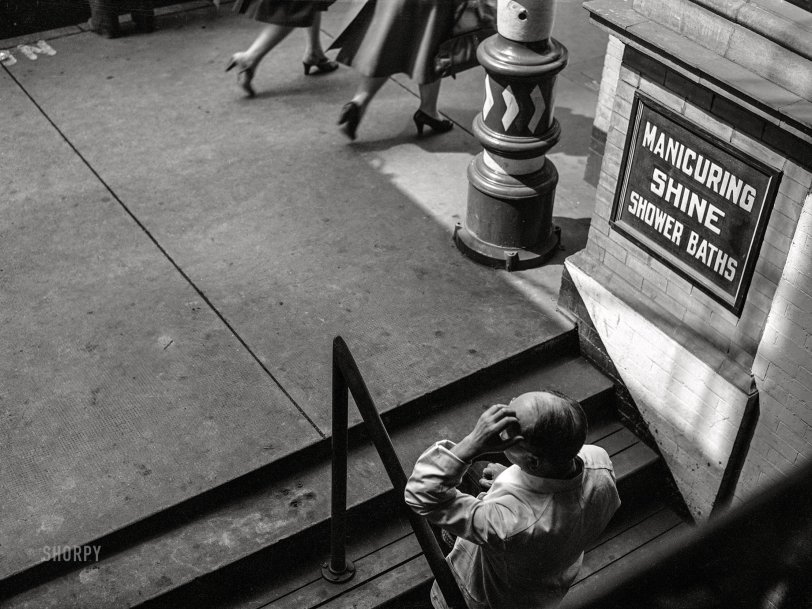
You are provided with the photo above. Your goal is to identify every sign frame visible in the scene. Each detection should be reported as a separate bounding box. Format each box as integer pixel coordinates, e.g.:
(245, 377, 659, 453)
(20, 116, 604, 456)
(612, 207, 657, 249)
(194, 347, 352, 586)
(610, 93, 782, 316)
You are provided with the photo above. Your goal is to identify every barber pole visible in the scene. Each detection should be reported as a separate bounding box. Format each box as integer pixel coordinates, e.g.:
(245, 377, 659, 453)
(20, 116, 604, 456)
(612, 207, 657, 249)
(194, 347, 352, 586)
(454, 0, 568, 271)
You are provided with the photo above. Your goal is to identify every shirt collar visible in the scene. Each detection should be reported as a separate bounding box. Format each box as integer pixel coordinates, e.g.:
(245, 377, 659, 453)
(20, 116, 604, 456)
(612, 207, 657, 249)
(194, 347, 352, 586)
(500, 458, 584, 494)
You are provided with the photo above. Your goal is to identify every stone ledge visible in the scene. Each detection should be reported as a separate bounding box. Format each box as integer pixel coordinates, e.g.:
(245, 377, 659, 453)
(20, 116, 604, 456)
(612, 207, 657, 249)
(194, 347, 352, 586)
(628, 0, 812, 98)
(585, 0, 812, 144)
(690, 0, 812, 62)
(621, 45, 811, 169)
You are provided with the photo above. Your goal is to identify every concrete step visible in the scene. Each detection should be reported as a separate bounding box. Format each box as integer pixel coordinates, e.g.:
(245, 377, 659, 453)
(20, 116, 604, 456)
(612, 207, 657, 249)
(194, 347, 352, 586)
(254, 422, 669, 609)
(1, 340, 642, 609)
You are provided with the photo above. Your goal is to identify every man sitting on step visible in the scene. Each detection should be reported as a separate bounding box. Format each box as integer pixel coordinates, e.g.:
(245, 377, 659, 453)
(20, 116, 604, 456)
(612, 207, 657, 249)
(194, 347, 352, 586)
(405, 391, 621, 609)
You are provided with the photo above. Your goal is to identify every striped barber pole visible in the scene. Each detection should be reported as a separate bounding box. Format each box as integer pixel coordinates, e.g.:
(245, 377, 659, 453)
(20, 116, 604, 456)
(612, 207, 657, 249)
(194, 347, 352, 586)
(482, 76, 554, 137)
(455, 0, 568, 271)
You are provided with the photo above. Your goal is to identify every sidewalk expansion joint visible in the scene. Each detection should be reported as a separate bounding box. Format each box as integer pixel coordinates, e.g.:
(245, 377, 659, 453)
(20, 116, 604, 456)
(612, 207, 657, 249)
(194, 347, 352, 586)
(2, 66, 326, 439)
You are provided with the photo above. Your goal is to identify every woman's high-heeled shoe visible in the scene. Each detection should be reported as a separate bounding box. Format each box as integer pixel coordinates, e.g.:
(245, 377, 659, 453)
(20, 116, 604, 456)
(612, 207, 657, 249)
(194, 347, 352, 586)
(413, 110, 453, 137)
(338, 102, 361, 141)
(226, 55, 256, 98)
(303, 56, 338, 76)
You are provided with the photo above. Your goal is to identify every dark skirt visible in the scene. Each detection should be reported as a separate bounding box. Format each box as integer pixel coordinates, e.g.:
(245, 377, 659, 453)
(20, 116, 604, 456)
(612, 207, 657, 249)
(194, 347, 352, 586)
(233, 0, 334, 27)
(330, 0, 456, 84)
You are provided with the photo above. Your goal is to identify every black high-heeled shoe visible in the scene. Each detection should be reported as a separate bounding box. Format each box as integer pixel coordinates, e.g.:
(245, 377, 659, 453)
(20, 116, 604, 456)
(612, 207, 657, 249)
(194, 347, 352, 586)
(226, 55, 255, 98)
(338, 102, 361, 141)
(303, 56, 338, 76)
(413, 110, 453, 136)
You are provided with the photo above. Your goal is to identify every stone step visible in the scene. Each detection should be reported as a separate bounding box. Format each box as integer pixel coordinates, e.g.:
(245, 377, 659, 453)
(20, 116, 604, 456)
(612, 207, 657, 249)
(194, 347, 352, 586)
(1, 343, 633, 609)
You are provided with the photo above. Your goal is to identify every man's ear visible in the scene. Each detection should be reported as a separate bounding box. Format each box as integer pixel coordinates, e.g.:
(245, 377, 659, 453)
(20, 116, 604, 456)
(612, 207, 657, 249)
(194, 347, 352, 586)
(526, 452, 542, 471)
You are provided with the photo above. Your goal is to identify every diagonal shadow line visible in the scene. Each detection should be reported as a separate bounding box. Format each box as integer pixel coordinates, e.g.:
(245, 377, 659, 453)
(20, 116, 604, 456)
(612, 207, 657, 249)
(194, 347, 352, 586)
(1, 62, 326, 439)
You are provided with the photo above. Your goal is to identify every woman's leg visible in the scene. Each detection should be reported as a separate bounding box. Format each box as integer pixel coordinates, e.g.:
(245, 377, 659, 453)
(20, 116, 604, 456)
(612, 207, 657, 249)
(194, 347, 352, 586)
(303, 13, 326, 60)
(414, 78, 453, 135)
(351, 75, 387, 116)
(417, 79, 443, 120)
(339, 75, 387, 140)
(243, 24, 295, 69)
(228, 24, 294, 96)
(302, 13, 338, 73)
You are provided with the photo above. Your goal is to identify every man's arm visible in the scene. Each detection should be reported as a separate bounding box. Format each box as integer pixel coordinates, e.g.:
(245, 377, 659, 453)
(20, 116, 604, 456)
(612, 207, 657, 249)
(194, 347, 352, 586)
(404, 406, 524, 546)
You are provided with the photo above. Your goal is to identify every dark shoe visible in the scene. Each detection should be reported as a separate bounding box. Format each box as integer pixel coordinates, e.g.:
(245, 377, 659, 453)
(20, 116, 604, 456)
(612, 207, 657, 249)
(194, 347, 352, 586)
(226, 55, 255, 98)
(303, 56, 338, 76)
(338, 102, 361, 141)
(413, 109, 453, 137)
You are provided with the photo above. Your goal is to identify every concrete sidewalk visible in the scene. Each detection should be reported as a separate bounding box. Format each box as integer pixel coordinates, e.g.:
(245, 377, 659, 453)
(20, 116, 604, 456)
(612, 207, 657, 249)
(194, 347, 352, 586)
(0, 0, 606, 581)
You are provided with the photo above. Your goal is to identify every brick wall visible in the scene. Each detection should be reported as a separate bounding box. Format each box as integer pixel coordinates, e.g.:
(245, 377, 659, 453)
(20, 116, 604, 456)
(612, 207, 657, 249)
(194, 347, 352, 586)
(738, 192, 812, 503)
(563, 33, 812, 517)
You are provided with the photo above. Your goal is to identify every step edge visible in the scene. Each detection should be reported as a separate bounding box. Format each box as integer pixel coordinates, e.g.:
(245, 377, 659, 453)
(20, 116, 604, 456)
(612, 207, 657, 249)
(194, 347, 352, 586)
(2, 332, 581, 592)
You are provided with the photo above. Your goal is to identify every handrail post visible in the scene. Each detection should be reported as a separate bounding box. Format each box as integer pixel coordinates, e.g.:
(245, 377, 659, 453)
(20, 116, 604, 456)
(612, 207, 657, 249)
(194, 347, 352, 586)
(330, 336, 468, 609)
(321, 339, 356, 583)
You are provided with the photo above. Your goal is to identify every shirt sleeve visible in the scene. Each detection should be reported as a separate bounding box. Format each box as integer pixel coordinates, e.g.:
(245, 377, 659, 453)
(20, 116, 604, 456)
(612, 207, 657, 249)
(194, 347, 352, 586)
(404, 440, 523, 547)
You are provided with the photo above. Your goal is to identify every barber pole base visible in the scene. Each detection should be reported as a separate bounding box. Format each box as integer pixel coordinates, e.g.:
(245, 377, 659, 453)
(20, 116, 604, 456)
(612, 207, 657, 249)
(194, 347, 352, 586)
(454, 155, 561, 272)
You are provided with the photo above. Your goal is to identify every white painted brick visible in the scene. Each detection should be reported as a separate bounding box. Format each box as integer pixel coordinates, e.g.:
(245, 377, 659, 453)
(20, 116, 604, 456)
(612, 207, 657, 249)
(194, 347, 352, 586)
(683, 103, 734, 142)
(619, 67, 641, 87)
(759, 362, 794, 403)
(594, 101, 614, 133)
(606, 124, 628, 150)
(682, 310, 728, 351)
(754, 256, 785, 287)
(614, 97, 632, 122)
(597, 229, 629, 263)
(664, 276, 691, 300)
(785, 300, 812, 331)
(782, 161, 812, 189)
(709, 308, 738, 336)
(664, 377, 704, 409)
(766, 207, 801, 241)
(795, 362, 812, 391)
(772, 193, 804, 226)
(775, 402, 812, 436)
(730, 131, 786, 172)
(757, 341, 801, 378)
(604, 252, 644, 291)
(685, 294, 717, 321)
(687, 283, 726, 314)
(642, 268, 669, 293)
(759, 240, 790, 272)
(654, 288, 688, 320)
(776, 421, 811, 456)
(638, 79, 685, 113)
(665, 270, 693, 296)
(608, 109, 631, 136)
(606, 36, 625, 60)
(739, 291, 773, 325)
(778, 174, 812, 205)
(763, 225, 794, 256)
(615, 80, 637, 104)
(701, 373, 743, 411)
(752, 353, 769, 380)
(785, 272, 812, 306)
(766, 447, 795, 469)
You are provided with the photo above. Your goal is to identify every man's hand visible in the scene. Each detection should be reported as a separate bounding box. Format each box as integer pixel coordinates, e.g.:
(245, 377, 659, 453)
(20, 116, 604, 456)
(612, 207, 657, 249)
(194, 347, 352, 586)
(452, 404, 523, 463)
(479, 463, 508, 490)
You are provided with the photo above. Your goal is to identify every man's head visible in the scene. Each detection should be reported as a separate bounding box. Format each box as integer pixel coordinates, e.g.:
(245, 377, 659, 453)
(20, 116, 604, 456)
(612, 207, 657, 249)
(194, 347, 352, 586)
(503, 391, 587, 475)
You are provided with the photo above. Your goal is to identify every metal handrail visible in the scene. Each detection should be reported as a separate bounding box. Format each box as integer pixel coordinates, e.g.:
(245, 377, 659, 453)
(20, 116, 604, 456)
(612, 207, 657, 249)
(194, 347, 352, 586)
(322, 335, 468, 609)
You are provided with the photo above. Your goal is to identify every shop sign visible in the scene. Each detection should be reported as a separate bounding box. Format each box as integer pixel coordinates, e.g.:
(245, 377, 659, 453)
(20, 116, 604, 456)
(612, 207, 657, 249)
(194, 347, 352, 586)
(611, 94, 781, 314)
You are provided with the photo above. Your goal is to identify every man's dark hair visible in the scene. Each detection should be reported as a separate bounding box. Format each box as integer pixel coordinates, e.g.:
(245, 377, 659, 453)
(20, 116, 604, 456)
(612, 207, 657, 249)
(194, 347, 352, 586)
(522, 390, 588, 464)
